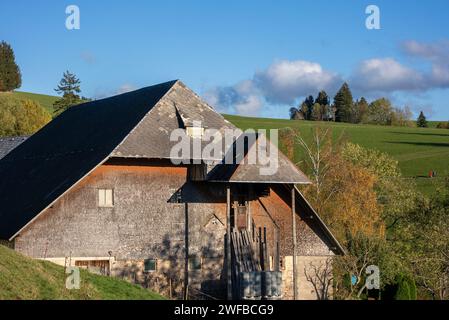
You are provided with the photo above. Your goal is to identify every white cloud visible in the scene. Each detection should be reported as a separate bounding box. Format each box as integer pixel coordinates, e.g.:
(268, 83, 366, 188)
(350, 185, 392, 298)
(402, 40, 449, 61)
(402, 40, 449, 88)
(203, 80, 262, 116)
(203, 59, 341, 116)
(351, 58, 425, 93)
(254, 60, 341, 104)
(351, 41, 449, 94)
(234, 94, 263, 116)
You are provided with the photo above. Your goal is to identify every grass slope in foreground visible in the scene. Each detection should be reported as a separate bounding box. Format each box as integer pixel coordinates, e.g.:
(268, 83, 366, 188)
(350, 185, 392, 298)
(0, 245, 165, 300)
(224, 114, 449, 194)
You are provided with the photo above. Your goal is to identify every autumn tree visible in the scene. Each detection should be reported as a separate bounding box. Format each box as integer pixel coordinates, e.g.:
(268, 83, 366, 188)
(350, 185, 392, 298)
(391, 106, 413, 127)
(315, 90, 331, 121)
(367, 98, 394, 125)
(0, 95, 51, 137)
(281, 126, 384, 242)
(350, 97, 369, 124)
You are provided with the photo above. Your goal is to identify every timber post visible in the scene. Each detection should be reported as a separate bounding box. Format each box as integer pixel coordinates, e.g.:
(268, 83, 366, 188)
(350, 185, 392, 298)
(292, 186, 298, 299)
(226, 185, 232, 300)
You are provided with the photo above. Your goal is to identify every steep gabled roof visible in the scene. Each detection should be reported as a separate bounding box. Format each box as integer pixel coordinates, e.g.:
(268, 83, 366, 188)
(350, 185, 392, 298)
(112, 81, 234, 159)
(0, 81, 177, 240)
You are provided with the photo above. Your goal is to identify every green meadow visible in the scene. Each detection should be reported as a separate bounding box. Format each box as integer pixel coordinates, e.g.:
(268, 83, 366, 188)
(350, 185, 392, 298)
(12, 91, 59, 115)
(0, 244, 164, 300)
(224, 114, 449, 194)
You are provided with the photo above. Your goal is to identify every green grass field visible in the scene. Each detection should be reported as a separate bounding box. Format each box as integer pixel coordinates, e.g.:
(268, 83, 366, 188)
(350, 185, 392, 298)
(12, 91, 59, 115)
(224, 114, 449, 194)
(0, 245, 165, 300)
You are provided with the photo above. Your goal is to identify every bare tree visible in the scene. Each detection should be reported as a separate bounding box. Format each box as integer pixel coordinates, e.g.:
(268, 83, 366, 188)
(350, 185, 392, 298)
(304, 258, 333, 300)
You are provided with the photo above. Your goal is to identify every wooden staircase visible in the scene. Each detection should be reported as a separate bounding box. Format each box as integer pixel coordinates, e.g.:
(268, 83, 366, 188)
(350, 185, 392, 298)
(230, 229, 282, 300)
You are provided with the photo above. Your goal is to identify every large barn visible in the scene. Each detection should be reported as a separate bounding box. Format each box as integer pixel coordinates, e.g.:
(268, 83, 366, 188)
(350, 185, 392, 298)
(0, 80, 343, 300)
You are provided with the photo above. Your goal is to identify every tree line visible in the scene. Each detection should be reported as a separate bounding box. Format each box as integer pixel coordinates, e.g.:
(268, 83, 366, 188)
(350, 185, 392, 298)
(289, 82, 432, 128)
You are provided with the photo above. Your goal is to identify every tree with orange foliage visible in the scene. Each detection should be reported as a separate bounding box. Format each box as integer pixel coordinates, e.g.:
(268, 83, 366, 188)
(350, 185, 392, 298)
(279, 126, 384, 243)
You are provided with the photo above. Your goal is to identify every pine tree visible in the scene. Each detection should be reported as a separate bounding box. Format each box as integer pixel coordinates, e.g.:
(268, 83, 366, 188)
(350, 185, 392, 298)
(333, 83, 353, 123)
(416, 111, 428, 128)
(315, 90, 330, 107)
(0, 41, 22, 92)
(53, 71, 85, 116)
(316, 90, 330, 121)
(55, 70, 81, 96)
(304, 95, 314, 120)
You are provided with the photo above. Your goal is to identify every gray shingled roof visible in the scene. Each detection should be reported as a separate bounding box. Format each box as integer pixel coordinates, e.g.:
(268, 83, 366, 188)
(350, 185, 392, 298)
(0, 136, 29, 160)
(112, 81, 235, 160)
(207, 132, 311, 184)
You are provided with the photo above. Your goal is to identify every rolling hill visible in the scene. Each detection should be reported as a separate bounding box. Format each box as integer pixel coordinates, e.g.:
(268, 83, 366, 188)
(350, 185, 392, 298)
(12, 91, 59, 115)
(0, 245, 164, 300)
(223, 114, 449, 194)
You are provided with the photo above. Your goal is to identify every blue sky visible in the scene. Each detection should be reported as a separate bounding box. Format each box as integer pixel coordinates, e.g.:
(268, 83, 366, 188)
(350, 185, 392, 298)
(1, 0, 449, 120)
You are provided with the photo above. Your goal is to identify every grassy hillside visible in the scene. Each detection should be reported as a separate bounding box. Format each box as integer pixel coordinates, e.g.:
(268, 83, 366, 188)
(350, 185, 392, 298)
(12, 91, 59, 115)
(0, 245, 164, 300)
(224, 114, 449, 194)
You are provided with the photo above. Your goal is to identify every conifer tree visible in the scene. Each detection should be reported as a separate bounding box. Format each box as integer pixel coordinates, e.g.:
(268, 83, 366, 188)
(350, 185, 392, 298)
(333, 83, 353, 123)
(53, 71, 86, 116)
(0, 41, 22, 92)
(416, 111, 428, 128)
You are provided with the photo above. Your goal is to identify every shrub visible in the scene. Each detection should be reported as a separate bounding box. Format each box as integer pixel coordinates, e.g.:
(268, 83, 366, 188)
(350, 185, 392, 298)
(394, 274, 417, 300)
(436, 122, 449, 129)
(0, 94, 51, 137)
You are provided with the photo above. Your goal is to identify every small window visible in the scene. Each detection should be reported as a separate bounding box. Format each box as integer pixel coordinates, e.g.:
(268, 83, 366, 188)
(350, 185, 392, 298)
(98, 189, 114, 207)
(188, 255, 202, 271)
(186, 126, 204, 139)
(144, 259, 157, 272)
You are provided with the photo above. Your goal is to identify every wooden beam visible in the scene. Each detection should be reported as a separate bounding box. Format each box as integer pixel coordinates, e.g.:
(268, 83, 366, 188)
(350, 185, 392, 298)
(247, 200, 251, 234)
(226, 185, 232, 300)
(292, 186, 298, 300)
(183, 203, 189, 299)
